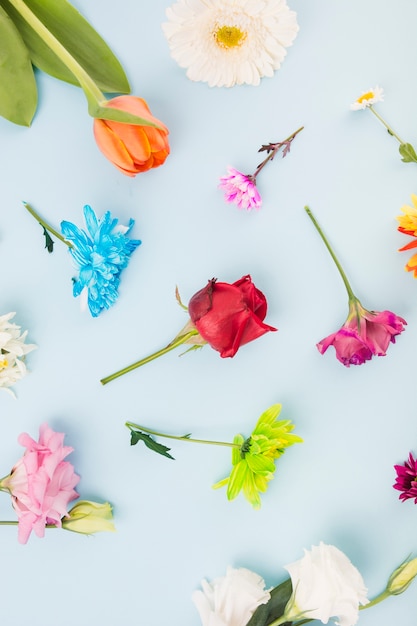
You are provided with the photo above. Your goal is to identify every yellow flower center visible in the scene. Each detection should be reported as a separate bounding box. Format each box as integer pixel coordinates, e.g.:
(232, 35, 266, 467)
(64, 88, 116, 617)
(357, 91, 375, 104)
(0, 358, 8, 370)
(215, 25, 247, 49)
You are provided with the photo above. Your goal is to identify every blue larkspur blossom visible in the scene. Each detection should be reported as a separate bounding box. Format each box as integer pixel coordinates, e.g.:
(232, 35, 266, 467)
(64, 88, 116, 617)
(60, 205, 141, 317)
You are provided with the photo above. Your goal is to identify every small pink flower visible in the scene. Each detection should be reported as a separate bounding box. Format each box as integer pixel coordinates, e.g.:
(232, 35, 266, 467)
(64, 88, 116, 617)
(317, 300, 406, 367)
(393, 452, 417, 503)
(0, 423, 80, 543)
(219, 167, 262, 211)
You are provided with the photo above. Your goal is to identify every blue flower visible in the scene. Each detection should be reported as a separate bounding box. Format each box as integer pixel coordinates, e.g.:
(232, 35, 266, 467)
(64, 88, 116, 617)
(61, 205, 141, 317)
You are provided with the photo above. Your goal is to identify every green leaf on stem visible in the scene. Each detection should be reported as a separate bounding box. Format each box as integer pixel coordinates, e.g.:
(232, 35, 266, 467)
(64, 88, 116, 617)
(91, 103, 163, 128)
(0, 0, 130, 93)
(42, 226, 54, 253)
(247, 579, 293, 626)
(0, 5, 37, 125)
(399, 142, 417, 164)
(130, 430, 175, 460)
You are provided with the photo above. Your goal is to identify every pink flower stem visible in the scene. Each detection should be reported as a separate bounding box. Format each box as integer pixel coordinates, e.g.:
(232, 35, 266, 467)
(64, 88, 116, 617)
(252, 126, 304, 181)
(125, 422, 240, 449)
(100, 329, 200, 385)
(304, 206, 357, 303)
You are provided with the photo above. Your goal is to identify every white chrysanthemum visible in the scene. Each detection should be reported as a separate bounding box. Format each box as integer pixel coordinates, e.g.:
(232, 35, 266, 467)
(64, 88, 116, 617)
(162, 0, 299, 88)
(0, 312, 36, 397)
(350, 86, 384, 110)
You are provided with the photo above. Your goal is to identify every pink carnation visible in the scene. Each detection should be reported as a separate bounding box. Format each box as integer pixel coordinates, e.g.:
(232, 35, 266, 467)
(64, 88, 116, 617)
(219, 167, 262, 211)
(1, 423, 80, 543)
(317, 301, 406, 367)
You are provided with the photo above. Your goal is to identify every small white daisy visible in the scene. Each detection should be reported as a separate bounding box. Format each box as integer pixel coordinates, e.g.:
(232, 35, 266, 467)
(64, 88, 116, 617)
(350, 86, 384, 110)
(162, 0, 299, 88)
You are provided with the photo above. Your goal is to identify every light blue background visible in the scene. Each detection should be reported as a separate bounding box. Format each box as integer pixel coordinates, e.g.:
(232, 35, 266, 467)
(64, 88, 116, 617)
(0, 1, 416, 624)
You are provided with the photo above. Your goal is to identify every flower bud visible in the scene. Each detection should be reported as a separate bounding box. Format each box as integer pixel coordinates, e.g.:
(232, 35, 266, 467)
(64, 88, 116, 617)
(62, 501, 115, 535)
(386, 557, 417, 595)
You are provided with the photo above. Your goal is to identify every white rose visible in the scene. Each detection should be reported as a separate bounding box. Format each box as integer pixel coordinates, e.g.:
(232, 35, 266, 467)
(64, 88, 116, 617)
(192, 566, 271, 626)
(283, 542, 369, 626)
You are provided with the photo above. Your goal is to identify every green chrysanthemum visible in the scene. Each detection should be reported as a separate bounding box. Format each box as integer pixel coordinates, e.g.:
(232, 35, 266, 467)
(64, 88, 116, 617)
(213, 404, 302, 509)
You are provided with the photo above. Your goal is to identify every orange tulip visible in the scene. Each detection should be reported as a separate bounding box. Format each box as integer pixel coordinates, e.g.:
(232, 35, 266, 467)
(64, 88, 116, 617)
(93, 96, 170, 176)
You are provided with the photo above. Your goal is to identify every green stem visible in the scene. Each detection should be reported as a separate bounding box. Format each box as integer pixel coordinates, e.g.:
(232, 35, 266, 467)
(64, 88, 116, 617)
(368, 106, 405, 144)
(304, 206, 356, 301)
(0, 521, 57, 528)
(360, 589, 390, 610)
(23, 201, 72, 248)
(6, 0, 160, 127)
(268, 589, 391, 626)
(8, 0, 105, 107)
(125, 422, 240, 449)
(100, 330, 201, 385)
(253, 126, 304, 179)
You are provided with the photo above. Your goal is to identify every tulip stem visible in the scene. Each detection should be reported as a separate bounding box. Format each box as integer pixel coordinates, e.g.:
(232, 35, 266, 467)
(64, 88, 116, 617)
(8, 0, 105, 106)
(304, 206, 357, 302)
(253, 126, 304, 180)
(100, 329, 202, 385)
(7, 0, 159, 127)
(23, 201, 73, 248)
(125, 422, 240, 449)
(368, 106, 405, 145)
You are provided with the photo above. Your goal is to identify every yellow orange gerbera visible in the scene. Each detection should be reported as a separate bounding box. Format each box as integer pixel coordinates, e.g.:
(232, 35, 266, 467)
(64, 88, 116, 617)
(397, 195, 417, 276)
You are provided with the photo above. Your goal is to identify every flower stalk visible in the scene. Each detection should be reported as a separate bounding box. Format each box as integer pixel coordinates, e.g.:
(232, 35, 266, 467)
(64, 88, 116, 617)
(304, 205, 356, 301)
(252, 126, 304, 181)
(23, 201, 72, 248)
(368, 106, 405, 145)
(7, 0, 159, 126)
(101, 328, 202, 385)
(125, 422, 240, 449)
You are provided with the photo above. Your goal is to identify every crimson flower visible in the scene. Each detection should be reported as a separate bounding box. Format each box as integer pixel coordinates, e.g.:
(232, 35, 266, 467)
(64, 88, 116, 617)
(393, 453, 417, 503)
(318, 301, 406, 366)
(305, 206, 406, 367)
(101, 275, 276, 384)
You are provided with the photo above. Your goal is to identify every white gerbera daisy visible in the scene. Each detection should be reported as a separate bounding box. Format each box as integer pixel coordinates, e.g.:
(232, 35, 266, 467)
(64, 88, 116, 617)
(350, 86, 384, 110)
(162, 0, 299, 88)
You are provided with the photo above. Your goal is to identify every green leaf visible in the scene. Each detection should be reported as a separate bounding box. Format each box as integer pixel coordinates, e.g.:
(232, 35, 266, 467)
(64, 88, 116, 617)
(42, 227, 54, 253)
(0, 5, 37, 125)
(92, 104, 162, 128)
(0, 0, 130, 93)
(247, 579, 293, 626)
(130, 430, 175, 460)
(399, 143, 417, 164)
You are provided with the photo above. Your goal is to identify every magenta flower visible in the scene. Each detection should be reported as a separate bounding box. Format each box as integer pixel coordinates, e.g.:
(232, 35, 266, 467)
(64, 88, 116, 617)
(393, 453, 417, 503)
(219, 126, 303, 211)
(219, 167, 261, 211)
(318, 301, 406, 366)
(305, 206, 406, 367)
(0, 423, 80, 543)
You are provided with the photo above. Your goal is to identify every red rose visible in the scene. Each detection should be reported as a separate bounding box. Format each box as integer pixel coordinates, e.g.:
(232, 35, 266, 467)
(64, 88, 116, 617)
(101, 275, 277, 384)
(188, 276, 277, 358)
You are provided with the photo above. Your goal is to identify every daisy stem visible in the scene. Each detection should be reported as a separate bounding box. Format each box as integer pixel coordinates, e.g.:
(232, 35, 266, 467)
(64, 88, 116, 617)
(304, 206, 356, 302)
(253, 126, 304, 179)
(23, 201, 73, 248)
(0, 521, 57, 528)
(369, 106, 405, 144)
(125, 422, 240, 448)
(100, 329, 201, 385)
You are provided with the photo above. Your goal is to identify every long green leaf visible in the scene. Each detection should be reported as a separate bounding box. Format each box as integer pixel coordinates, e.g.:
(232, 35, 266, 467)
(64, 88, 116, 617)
(0, 5, 37, 125)
(0, 0, 130, 93)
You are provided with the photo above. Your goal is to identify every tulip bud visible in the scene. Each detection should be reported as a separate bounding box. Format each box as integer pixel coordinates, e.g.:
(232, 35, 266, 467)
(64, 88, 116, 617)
(62, 501, 115, 535)
(93, 95, 170, 176)
(386, 557, 417, 595)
